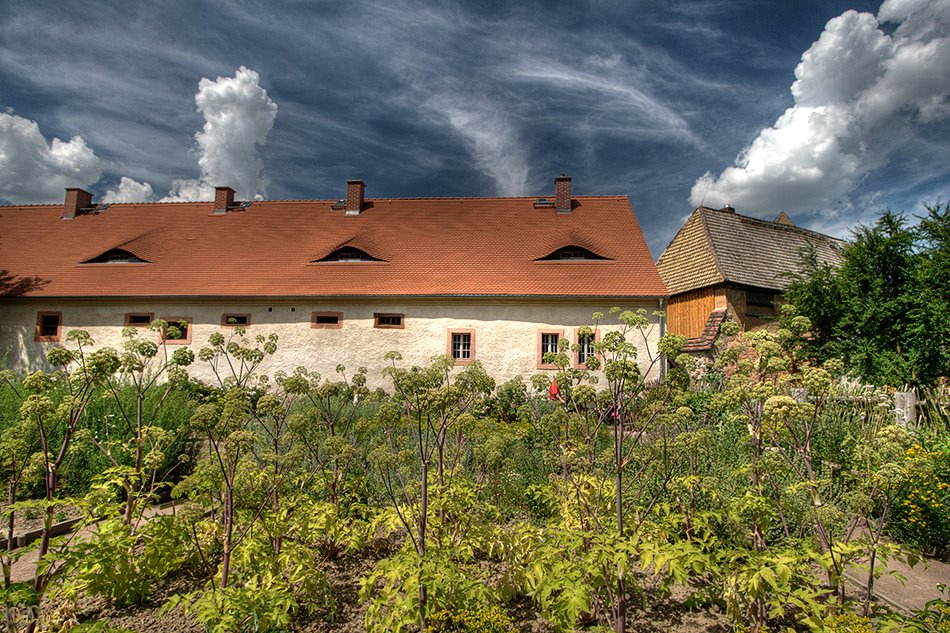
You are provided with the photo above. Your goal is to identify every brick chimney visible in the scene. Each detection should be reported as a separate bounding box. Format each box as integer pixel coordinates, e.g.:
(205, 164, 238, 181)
(63, 188, 93, 220)
(720, 204, 735, 214)
(555, 175, 572, 213)
(213, 186, 235, 215)
(345, 180, 365, 215)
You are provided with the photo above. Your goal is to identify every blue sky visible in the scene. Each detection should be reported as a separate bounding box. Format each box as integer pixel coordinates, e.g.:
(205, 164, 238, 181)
(2, 0, 949, 256)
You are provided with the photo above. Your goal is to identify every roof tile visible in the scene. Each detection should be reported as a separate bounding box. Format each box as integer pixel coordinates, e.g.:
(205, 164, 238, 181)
(657, 207, 844, 294)
(0, 196, 667, 298)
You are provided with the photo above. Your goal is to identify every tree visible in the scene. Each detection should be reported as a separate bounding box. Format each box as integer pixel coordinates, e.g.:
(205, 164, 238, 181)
(16, 331, 119, 633)
(906, 201, 950, 385)
(527, 308, 681, 633)
(181, 325, 277, 590)
(785, 203, 950, 386)
(89, 320, 194, 525)
(371, 353, 495, 631)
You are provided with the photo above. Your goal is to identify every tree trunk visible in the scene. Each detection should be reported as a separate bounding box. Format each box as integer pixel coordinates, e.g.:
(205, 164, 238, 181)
(614, 418, 625, 633)
(418, 460, 428, 631)
(125, 393, 145, 524)
(220, 484, 234, 589)
(4, 481, 16, 633)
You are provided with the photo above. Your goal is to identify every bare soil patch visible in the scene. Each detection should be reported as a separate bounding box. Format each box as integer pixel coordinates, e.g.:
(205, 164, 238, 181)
(0, 504, 83, 538)
(66, 553, 730, 633)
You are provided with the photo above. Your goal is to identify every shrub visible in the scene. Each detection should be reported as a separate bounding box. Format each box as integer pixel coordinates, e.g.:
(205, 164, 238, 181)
(890, 445, 950, 553)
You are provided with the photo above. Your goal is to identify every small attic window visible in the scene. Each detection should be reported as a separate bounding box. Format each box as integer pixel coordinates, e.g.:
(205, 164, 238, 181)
(314, 247, 383, 262)
(537, 246, 609, 261)
(83, 248, 149, 264)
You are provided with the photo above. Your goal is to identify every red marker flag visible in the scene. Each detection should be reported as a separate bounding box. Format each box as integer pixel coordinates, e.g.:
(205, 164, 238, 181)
(549, 378, 560, 401)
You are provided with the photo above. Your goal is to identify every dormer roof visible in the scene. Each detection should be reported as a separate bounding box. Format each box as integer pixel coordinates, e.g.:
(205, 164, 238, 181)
(81, 248, 150, 264)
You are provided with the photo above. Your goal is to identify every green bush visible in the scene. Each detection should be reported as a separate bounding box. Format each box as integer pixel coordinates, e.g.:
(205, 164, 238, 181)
(890, 445, 950, 553)
(60, 515, 192, 607)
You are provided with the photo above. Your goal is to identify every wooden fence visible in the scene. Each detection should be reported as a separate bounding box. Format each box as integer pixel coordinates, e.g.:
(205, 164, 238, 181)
(790, 388, 948, 428)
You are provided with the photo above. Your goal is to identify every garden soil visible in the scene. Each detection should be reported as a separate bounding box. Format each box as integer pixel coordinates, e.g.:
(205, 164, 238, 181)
(67, 557, 731, 633)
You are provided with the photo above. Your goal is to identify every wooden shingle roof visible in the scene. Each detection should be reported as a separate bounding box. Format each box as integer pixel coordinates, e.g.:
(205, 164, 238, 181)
(0, 195, 668, 299)
(656, 206, 844, 295)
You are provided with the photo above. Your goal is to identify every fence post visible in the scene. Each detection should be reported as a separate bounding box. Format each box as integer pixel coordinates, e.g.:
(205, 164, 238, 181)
(894, 391, 916, 426)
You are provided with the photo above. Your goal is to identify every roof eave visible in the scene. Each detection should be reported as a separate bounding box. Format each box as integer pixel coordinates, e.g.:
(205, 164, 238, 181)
(2, 293, 670, 301)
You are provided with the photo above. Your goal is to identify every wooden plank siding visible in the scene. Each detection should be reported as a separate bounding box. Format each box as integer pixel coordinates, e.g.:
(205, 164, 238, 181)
(667, 288, 715, 338)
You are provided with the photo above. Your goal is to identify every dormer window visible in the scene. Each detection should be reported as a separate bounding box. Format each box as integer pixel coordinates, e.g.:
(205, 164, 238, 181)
(337, 249, 365, 262)
(314, 247, 383, 263)
(537, 246, 609, 261)
(83, 248, 149, 264)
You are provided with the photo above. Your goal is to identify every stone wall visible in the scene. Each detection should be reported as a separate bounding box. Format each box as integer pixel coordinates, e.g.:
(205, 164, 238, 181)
(0, 297, 663, 389)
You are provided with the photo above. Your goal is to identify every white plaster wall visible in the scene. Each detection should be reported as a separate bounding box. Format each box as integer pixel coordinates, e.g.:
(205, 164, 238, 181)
(0, 298, 663, 389)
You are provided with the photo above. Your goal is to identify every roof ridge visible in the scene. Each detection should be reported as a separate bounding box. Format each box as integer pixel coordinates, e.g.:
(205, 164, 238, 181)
(0, 194, 630, 210)
(736, 214, 844, 242)
(324, 194, 629, 202)
(701, 206, 843, 242)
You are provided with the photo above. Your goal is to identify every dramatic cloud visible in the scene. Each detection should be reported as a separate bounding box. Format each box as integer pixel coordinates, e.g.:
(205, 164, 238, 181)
(102, 177, 154, 203)
(511, 56, 700, 145)
(163, 67, 278, 202)
(0, 112, 101, 204)
(690, 0, 950, 215)
(4, 1, 950, 254)
(425, 97, 529, 196)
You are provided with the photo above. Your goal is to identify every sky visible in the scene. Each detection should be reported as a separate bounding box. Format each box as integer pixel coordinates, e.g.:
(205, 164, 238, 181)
(1, 0, 949, 257)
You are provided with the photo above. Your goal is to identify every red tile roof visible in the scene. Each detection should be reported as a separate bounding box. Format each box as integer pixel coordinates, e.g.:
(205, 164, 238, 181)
(0, 196, 667, 298)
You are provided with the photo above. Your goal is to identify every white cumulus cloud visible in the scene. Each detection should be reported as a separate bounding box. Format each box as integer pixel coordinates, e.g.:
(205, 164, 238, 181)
(690, 0, 950, 215)
(0, 112, 101, 204)
(163, 66, 278, 202)
(102, 176, 154, 203)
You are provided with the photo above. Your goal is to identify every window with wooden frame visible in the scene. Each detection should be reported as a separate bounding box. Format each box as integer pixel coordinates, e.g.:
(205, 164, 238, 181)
(374, 313, 404, 329)
(221, 313, 251, 328)
(159, 318, 192, 345)
(537, 329, 563, 369)
(447, 329, 475, 365)
(311, 311, 343, 329)
(575, 328, 600, 369)
(34, 312, 62, 342)
(124, 313, 154, 327)
(746, 290, 777, 308)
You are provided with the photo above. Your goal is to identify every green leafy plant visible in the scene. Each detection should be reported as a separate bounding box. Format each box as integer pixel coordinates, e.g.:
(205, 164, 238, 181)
(164, 583, 298, 633)
(372, 353, 495, 631)
(16, 331, 119, 633)
(56, 515, 191, 607)
(87, 320, 194, 525)
(361, 547, 499, 633)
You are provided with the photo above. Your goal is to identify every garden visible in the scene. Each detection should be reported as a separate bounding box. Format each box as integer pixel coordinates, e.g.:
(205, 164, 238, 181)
(0, 299, 947, 633)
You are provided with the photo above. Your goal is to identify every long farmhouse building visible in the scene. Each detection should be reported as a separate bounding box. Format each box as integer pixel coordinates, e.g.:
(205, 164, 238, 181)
(0, 177, 669, 388)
